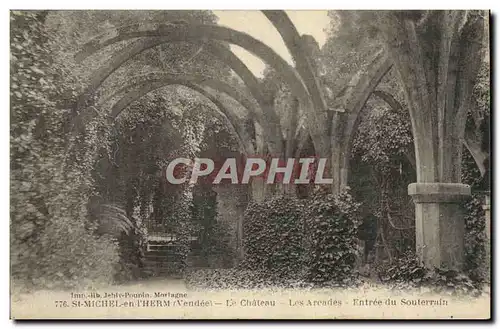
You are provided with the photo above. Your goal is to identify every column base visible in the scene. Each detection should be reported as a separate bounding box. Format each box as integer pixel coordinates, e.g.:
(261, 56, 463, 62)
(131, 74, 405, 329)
(408, 183, 471, 270)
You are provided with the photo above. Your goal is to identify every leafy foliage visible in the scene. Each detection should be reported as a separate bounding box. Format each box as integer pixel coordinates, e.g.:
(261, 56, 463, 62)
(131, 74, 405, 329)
(243, 196, 306, 279)
(185, 268, 314, 290)
(241, 189, 361, 286)
(349, 100, 416, 260)
(376, 251, 482, 296)
(10, 11, 119, 289)
(352, 103, 412, 168)
(11, 9, 235, 289)
(320, 11, 383, 96)
(304, 188, 361, 284)
(461, 150, 487, 281)
(376, 251, 426, 285)
(11, 9, 490, 295)
(463, 196, 487, 281)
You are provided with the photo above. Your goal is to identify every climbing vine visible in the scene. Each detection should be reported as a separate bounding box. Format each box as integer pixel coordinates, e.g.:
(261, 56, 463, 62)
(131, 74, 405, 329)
(243, 196, 306, 279)
(10, 11, 119, 289)
(305, 188, 361, 285)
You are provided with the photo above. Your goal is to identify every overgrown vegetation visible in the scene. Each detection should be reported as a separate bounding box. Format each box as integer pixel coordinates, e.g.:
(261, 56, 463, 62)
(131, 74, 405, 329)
(10, 10, 490, 294)
(304, 188, 361, 285)
(239, 189, 361, 287)
(10, 11, 120, 289)
(10, 10, 238, 289)
(243, 195, 306, 279)
(376, 251, 482, 296)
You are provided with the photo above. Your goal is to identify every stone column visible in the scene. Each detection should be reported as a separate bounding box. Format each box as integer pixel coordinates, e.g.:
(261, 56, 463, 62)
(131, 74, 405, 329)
(408, 183, 471, 270)
(213, 185, 244, 263)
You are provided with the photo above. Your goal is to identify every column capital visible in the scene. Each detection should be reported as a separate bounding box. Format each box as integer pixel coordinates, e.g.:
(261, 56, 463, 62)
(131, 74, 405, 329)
(408, 183, 471, 203)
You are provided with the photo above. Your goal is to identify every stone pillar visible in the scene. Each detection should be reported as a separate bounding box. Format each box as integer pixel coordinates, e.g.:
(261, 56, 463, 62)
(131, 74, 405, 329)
(408, 183, 471, 270)
(213, 185, 246, 263)
(482, 194, 491, 281)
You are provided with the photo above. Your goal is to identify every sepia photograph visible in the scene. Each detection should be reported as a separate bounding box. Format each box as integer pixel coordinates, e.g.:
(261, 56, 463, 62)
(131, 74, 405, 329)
(9, 9, 491, 320)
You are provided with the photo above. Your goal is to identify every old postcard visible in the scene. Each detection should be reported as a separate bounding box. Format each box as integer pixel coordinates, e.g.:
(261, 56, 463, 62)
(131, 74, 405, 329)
(10, 9, 491, 319)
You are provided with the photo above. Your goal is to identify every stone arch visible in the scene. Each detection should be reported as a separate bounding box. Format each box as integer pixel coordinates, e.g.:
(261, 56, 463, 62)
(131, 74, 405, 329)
(294, 50, 392, 191)
(107, 75, 259, 155)
(203, 42, 264, 106)
(361, 10, 487, 271)
(74, 23, 317, 154)
(371, 90, 487, 177)
(263, 10, 330, 155)
(108, 73, 260, 119)
(89, 39, 282, 154)
(333, 51, 393, 189)
(74, 15, 408, 192)
(76, 23, 310, 106)
(263, 11, 327, 113)
(372, 90, 403, 112)
(378, 11, 484, 185)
